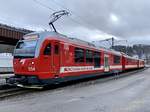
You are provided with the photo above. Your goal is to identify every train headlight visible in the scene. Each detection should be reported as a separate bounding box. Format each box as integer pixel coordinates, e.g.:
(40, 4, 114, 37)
(31, 62, 34, 65)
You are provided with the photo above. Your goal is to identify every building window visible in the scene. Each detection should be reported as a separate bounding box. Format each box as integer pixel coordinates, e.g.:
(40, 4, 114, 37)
(43, 43, 51, 55)
(75, 47, 84, 63)
(114, 55, 120, 64)
(86, 50, 93, 63)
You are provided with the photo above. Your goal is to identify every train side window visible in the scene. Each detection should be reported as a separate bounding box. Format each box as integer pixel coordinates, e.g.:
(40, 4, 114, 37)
(75, 47, 84, 63)
(114, 55, 120, 64)
(86, 50, 93, 63)
(43, 43, 51, 55)
(94, 52, 101, 67)
(54, 45, 59, 54)
(127, 59, 130, 64)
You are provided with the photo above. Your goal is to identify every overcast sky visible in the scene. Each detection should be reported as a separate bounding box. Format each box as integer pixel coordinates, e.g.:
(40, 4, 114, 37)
(0, 0, 150, 45)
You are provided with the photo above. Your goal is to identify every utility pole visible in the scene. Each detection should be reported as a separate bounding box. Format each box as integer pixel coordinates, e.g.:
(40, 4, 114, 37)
(92, 37, 115, 49)
(92, 38, 128, 54)
(112, 37, 114, 49)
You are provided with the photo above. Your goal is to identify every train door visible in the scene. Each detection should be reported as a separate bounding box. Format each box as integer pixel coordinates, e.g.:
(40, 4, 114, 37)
(137, 60, 140, 68)
(104, 55, 109, 72)
(52, 42, 60, 76)
(94, 52, 101, 68)
(40, 41, 52, 74)
(122, 56, 125, 71)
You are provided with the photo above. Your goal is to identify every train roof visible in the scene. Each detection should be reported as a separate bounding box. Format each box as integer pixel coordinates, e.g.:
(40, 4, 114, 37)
(24, 31, 143, 60)
(25, 31, 126, 56)
(25, 31, 102, 50)
(28, 31, 122, 54)
(102, 48, 122, 56)
(123, 54, 143, 61)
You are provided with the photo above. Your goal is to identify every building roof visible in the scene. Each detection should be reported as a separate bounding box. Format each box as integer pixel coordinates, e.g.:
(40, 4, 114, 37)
(0, 23, 32, 34)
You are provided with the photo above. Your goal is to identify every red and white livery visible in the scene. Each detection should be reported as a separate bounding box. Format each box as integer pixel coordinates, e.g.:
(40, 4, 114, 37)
(6, 31, 145, 88)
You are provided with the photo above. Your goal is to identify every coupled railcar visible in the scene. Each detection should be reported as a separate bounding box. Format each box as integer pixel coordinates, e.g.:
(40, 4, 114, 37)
(6, 31, 145, 88)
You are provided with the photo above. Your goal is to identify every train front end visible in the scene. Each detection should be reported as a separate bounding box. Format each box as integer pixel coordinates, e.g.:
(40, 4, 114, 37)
(6, 33, 45, 88)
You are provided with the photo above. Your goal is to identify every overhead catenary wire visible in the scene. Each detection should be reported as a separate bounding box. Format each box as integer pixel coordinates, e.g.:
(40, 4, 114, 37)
(47, 0, 123, 45)
(33, 0, 56, 12)
(32, 0, 123, 47)
(32, 0, 79, 25)
(32, 0, 131, 52)
(32, 0, 99, 29)
(49, 0, 99, 29)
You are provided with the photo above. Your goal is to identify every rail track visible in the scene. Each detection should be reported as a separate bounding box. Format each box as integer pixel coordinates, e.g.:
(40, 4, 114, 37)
(0, 84, 35, 100)
(0, 87, 33, 99)
(0, 68, 147, 100)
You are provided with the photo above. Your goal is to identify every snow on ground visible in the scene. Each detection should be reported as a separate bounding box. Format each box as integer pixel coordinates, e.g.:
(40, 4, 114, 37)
(0, 53, 13, 67)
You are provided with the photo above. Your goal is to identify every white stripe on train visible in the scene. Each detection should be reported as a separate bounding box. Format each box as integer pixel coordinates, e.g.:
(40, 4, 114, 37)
(60, 65, 141, 73)
(60, 66, 104, 73)
(110, 65, 122, 69)
(125, 65, 138, 68)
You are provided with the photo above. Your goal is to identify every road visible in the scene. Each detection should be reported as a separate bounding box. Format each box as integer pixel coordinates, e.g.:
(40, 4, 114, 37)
(0, 69, 150, 112)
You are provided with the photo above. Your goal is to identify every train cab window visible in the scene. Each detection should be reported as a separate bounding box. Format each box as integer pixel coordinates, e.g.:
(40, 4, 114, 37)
(75, 47, 84, 63)
(43, 43, 51, 55)
(86, 50, 93, 63)
(114, 55, 120, 64)
(54, 45, 59, 54)
(94, 52, 101, 67)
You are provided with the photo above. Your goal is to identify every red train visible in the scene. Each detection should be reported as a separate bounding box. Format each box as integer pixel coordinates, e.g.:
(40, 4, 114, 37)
(6, 31, 145, 88)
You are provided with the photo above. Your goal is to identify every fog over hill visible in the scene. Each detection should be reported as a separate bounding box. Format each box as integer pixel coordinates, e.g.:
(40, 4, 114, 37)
(113, 44, 150, 61)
